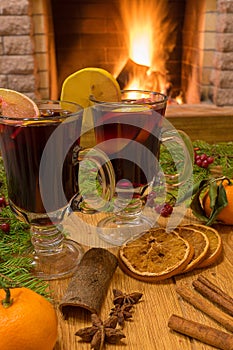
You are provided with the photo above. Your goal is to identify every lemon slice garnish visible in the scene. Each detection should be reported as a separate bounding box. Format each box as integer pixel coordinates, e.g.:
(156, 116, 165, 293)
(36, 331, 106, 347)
(112, 106, 149, 113)
(60, 67, 121, 108)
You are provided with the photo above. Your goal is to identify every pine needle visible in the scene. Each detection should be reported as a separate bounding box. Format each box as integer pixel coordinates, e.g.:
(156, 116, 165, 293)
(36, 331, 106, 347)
(0, 157, 50, 299)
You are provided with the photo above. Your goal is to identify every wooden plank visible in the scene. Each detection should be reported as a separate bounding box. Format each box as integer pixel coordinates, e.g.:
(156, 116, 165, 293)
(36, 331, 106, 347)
(166, 104, 233, 143)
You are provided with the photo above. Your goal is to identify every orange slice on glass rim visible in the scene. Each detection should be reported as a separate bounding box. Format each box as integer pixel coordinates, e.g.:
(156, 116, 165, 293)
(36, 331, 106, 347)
(174, 226, 210, 273)
(118, 227, 194, 282)
(183, 224, 223, 268)
(60, 67, 121, 108)
(0, 88, 39, 119)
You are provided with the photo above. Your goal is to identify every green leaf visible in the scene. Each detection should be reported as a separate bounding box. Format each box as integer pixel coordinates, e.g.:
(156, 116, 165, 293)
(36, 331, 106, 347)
(208, 181, 218, 210)
(190, 189, 208, 223)
(206, 182, 228, 226)
(189, 179, 213, 222)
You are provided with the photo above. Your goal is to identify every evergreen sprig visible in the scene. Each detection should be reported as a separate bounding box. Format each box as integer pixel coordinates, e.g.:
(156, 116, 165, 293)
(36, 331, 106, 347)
(0, 157, 50, 298)
(159, 140, 233, 206)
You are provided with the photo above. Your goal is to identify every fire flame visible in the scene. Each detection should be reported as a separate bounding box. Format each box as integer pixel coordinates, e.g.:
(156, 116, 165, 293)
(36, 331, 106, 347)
(119, 0, 177, 94)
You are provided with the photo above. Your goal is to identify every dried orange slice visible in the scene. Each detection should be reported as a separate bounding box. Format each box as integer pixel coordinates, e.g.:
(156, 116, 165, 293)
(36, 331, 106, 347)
(174, 226, 209, 273)
(183, 224, 223, 268)
(60, 67, 121, 108)
(0, 88, 39, 119)
(118, 227, 194, 282)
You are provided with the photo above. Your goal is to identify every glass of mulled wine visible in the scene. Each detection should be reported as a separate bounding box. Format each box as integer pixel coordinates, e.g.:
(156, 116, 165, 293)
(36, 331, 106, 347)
(76, 91, 193, 245)
(0, 100, 84, 279)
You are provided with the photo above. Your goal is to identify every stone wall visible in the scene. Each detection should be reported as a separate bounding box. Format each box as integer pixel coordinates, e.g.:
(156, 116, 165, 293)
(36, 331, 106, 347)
(0, 0, 54, 100)
(211, 0, 233, 105)
(0, 0, 37, 99)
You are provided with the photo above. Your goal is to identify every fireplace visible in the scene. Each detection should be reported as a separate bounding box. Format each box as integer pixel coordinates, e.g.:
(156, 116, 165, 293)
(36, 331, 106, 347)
(1, 1, 233, 116)
(50, 0, 233, 107)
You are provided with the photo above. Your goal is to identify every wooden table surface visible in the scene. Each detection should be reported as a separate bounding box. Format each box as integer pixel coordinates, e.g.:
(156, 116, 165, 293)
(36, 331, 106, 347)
(49, 209, 233, 350)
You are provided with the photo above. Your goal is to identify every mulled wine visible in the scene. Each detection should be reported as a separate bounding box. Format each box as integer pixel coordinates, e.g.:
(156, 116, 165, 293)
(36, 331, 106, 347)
(0, 102, 82, 223)
(93, 107, 164, 193)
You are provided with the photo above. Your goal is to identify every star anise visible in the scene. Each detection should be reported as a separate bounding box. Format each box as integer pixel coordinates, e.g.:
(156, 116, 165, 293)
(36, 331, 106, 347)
(75, 313, 125, 350)
(113, 289, 143, 306)
(109, 303, 133, 328)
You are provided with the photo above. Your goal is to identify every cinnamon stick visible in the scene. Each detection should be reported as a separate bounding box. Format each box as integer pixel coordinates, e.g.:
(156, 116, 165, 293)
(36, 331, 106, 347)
(176, 285, 233, 333)
(59, 248, 118, 316)
(168, 314, 233, 350)
(197, 275, 233, 306)
(193, 279, 233, 317)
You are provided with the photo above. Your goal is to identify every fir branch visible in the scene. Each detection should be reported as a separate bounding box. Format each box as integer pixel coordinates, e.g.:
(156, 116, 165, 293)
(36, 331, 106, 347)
(0, 157, 50, 298)
(0, 261, 51, 299)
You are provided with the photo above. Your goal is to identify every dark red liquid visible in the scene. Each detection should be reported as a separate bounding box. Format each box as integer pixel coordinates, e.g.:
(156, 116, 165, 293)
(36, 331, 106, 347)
(93, 108, 165, 189)
(0, 118, 81, 215)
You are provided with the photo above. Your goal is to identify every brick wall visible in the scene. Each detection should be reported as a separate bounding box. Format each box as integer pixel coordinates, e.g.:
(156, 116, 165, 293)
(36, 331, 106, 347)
(51, 0, 126, 95)
(182, 0, 233, 106)
(182, 0, 217, 103)
(51, 0, 186, 98)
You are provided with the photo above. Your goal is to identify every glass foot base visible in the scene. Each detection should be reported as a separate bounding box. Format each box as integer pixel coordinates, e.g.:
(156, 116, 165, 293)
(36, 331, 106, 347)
(31, 239, 84, 280)
(97, 215, 153, 246)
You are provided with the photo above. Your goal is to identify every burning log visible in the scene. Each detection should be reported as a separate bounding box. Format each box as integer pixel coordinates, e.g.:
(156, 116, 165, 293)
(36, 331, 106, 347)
(116, 58, 149, 89)
(116, 58, 167, 92)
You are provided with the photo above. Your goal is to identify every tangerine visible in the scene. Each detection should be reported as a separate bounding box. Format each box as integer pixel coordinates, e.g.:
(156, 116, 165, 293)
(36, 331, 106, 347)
(203, 179, 233, 225)
(0, 287, 58, 350)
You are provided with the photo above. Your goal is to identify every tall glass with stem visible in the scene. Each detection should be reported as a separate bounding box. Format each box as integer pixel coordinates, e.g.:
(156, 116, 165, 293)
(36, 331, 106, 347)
(0, 100, 84, 279)
(76, 91, 193, 246)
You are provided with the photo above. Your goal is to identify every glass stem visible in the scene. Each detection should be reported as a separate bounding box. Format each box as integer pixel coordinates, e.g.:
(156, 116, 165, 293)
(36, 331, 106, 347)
(114, 197, 142, 223)
(30, 225, 64, 255)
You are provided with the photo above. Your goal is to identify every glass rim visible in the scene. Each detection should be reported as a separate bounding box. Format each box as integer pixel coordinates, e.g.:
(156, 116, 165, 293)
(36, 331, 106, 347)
(90, 89, 168, 105)
(0, 99, 83, 123)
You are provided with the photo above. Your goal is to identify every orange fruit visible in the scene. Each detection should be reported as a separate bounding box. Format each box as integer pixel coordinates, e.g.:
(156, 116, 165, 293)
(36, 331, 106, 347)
(118, 227, 194, 282)
(174, 226, 209, 273)
(203, 179, 233, 225)
(184, 224, 223, 268)
(0, 287, 58, 350)
(0, 88, 39, 119)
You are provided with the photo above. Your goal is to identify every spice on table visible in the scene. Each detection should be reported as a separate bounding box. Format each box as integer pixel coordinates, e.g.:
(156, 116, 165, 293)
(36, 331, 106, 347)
(192, 276, 233, 317)
(168, 314, 233, 350)
(112, 289, 143, 306)
(176, 285, 233, 333)
(109, 303, 133, 328)
(59, 248, 118, 316)
(196, 275, 233, 304)
(75, 313, 125, 350)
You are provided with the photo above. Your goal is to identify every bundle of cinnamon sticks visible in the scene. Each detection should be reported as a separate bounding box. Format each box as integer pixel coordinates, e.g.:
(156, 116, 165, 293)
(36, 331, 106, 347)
(168, 275, 233, 350)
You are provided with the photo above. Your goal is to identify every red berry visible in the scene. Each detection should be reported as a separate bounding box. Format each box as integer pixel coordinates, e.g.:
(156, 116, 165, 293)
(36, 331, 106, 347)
(165, 203, 173, 215)
(195, 159, 202, 167)
(159, 203, 173, 217)
(200, 154, 207, 161)
(0, 222, 10, 233)
(194, 150, 214, 168)
(0, 196, 7, 208)
(202, 159, 209, 168)
(207, 156, 214, 164)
